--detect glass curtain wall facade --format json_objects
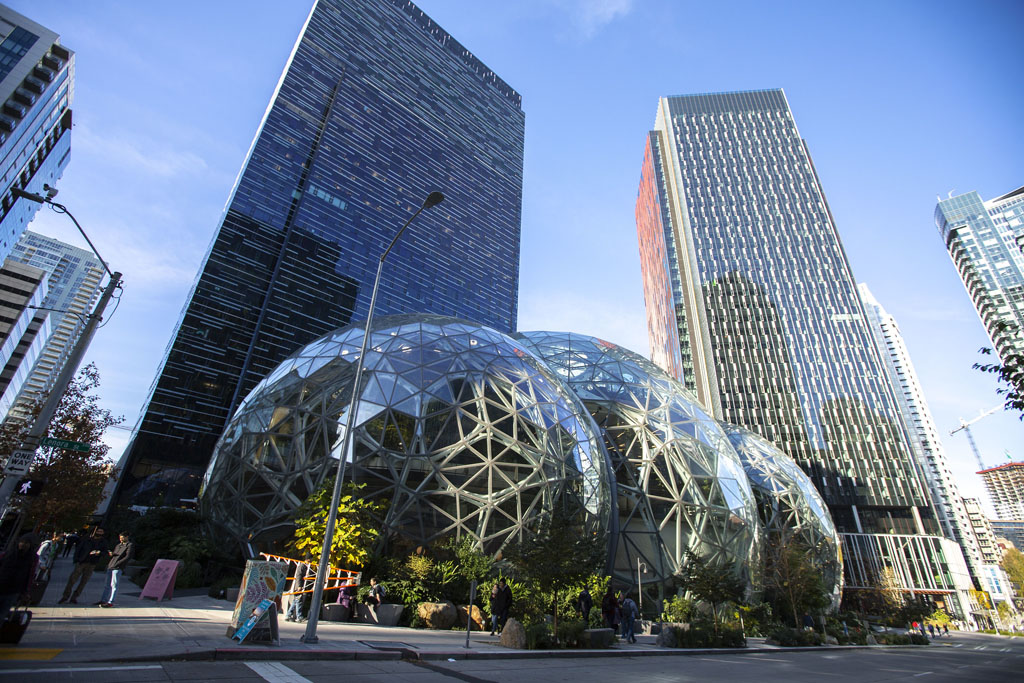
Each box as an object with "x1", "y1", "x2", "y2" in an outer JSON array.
[
  {"x1": 0, "y1": 5, "x2": 73, "y2": 261},
  {"x1": 113, "y1": 0, "x2": 524, "y2": 508},
  {"x1": 858, "y1": 283, "x2": 984, "y2": 579},
  {"x1": 635, "y1": 89, "x2": 964, "y2": 613},
  {"x1": 2, "y1": 230, "x2": 102, "y2": 422},
  {"x1": 935, "y1": 187, "x2": 1024, "y2": 380}
]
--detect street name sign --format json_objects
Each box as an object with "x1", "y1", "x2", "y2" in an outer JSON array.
[{"x1": 40, "y1": 437, "x2": 90, "y2": 452}]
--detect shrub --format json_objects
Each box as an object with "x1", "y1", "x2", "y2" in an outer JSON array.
[
  {"x1": 662, "y1": 624, "x2": 745, "y2": 648},
  {"x1": 769, "y1": 627, "x2": 824, "y2": 646},
  {"x1": 661, "y1": 594, "x2": 697, "y2": 623},
  {"x1": 556, "y1": 618, "x2": 587, "y2": 648},
  {"x1": 525, "y1": 622, "x2": 555, "y2": 649}
]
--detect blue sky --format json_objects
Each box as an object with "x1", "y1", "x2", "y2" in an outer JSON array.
[{"x1": 9, "y1": 0, "x2": 1023, "y2": 512}]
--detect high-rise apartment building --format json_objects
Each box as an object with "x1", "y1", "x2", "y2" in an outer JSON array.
[
  {"x1": 963, "y1": 496, "x2": 1016, "y2": 613},
  {"x1": 0, "y1": 5, "x2": 73, "y2": 261},
  {"x1": 858, "y1": 283, "x2": 986, "y2": 582},
  {"x1": 978, "y1": 461, "x2": 1024, "y2": 521},
  {"x1": 635, "y1": 89, "x2": 971, "y2": 616},
  {"x1": 113, "y1": 0, "x2": 525, "y2": 508},
  {"x1": 1, "y1": 230, "x2": 102, "y2": 422},
  {"x1": 935, "y1": 186, "x2": 1024, "y2": 379}
]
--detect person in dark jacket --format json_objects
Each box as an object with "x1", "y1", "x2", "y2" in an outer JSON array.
[
  {"x1": 577, "y1": 587, "x2": 593, "y2": 623},
  {"x1": 99, "y1": 533, "x2": 135, "y2": 607},
  {"x1": 58, "y1": 528, "x2": 108, "y2": 604},
  {"x1": 601, "y1": 587, "x2": 618, "y2": 630},
  {"x1": 0, "y1": 535, "x2": 37, "y2": 621},
  {"x1": 489, "y1": 578, "x2": 512, "y2": 635}
]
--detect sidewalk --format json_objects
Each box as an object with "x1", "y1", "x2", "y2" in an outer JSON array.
[{"x1": 0, "y1": 555, "x2": 893, "y2": 665}]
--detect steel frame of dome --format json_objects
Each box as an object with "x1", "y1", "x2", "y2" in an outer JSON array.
[
  {"x1": 515, "y1": 331, "x2": 763, "y2": 599},
  {"x1": 725, "y1": 424, "x2": 843, "y2": 611},
  {"x1": 200, "y1": 315, "x2": 612, "y2": 557}
]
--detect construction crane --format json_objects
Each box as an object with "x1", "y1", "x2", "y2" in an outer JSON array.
[{"x1": 950, "y1": 405, "x2": 1002, "y2": 470}]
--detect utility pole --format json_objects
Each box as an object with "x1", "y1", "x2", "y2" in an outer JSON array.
[{"x1": 0, "y1": 186, "x2": 122, "y2": 529}]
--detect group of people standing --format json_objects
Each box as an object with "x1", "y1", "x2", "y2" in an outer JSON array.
[
  {"x1": 56, "y1": 528, "x2": 135, "y2": 608},
  {"x1": 593, "y1": 587, "x2": 640, "y2": 643}
]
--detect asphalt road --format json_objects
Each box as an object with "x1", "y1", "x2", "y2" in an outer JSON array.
[{"x1": 0, "y1": 631, "x2": 1020, "y2": 682}]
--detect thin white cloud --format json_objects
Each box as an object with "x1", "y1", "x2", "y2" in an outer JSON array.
[
  {"x1": 561, "y1": 0, "x2": 634, "y2": 38},
  {"x1": 518, "y1": 289, "x2": 650, "y2": 357},
  {"x1": 74, "y1": 124, "x2": 209, "y2": 178}
]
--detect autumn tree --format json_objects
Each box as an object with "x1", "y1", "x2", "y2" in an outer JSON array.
[
  {"x1": 11, "y1": 363, "x2": 122, "y2": 532},
  {"x1": 288, "y1": 478, "x2": 385, "y2": 569},
  {"x1": 1002, "y1": 547, "x2": 1024, "y2": 599}
]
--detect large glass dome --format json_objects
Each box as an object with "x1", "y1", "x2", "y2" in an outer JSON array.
[
  {"x1": 724, "y1": 424, "x2": 843, "y2": 611},
  {"x1": 200, "y1": 315, "x2": 612, "y2": 555},
  {"x1": 515, "y1": 331, "x2": 763, "y2": 598}
]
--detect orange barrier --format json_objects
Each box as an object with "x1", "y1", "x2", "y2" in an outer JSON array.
[{"x1": 260, "y1": 552, "x2": 361, "y2": 596}]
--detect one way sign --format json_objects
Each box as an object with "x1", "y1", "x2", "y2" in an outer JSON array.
[{"x1": 2, "y1": 449, "x2": 35, "y2": 476}]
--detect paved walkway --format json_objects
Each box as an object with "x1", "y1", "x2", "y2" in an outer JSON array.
[{"x1": 1, "y1": 555, "x2": 956, "y2": 666}]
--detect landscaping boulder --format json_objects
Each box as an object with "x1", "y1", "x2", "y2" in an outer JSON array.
[
  {"x1": 581, "y1": 628, "x2": 615, "y2": 649},
  {"x1": 866, "y1": 634, "x2": 878, "y2": 645},
  {"x1": 825, "y1": 635, "x2": 839, "y2": 645},
  {"x1": 417, "y1": 601, "x2": 457, "y2": 630},
  {"x1": 656, "y1": 622, "x2": 689, "y2": 648},
  {"x1": 500, "y1": 617, "x2": 527, "y2": 649},
  {"x1": 456, "y1": 604, "x2": 487, "y2": 631},
  {"x1": 355, "y1": 603, "x2": 404, "y2": 626}
]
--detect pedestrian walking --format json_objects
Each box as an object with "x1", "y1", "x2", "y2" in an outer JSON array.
[
  {"x1": 489, "y1": 578, "x2": 512, "y2": 635},
  {"x1": 943, "y1": 624, "x2": 949, "y2": 636},
  {"x1": 35, "y1": 533, "x2": 59, "y2": 580},
  {"x1": 577, "y1": 586, "x2": 593, "y2": 624},
  {"x1": 61, "y1": 532, "x2": 79, "y2": 558},
  {"x1": 621, "y1": 593, "x2": 639, "y2": 643},
  {"x1": 601, "y1": 587, "x2": 618, "y2": 630},
  {"x1": 285, "y1": 561, "x2": 309, "y2": 622},
  {"x1": 57, "y1": 528, "x2": 108, "y2": 604},
  {"x1": 99, "y1": 532, "x2": 135, "y2": 607},
  {"x1": 0, "y1": 535, "x2": 37, "y2": 622}
]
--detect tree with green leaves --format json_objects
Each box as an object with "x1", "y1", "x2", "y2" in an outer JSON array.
[
  {"x1": 1001, "y1": 547, "x2": 1024, "y2": 598},
  {"x1": 674, "y1": 549, "x2": 746, "y2": 634},
  {"x1": 288, "y1": 479, "x2": 385, "y2": 569},
  {"x1": 973, "y1": 321, "x2": 1024, "y2": 418},
  {"x1": 503, "y1": 511, "x2": 605, "y2": 639},
  {"x1": 763, "y1": 534, "x2": 830, "y2": 628},
  {"x1": 7, "y1": 364, "x2": 122, "y2": 533}
]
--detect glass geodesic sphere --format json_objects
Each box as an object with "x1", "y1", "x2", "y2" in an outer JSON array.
[
  {"x1": 724, "y1": 424, "x2": 843, "y2": 611},
  {"x1": 515, "y1": 331, "x2": 762, "y2": 595},
  {"x1": 199, "y1": 315, "x2": 611, "y2": 556}
]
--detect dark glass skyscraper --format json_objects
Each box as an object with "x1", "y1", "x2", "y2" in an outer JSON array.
[
  {"x1": 114, "y1": 0, "x2": 524, "y2": 507},
  {"x1": 636, "y1": 89, "x2": 975, "y2": 616}
]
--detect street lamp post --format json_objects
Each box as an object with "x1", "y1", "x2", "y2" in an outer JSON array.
[
  {"x1": 301, "y1": 191, "x2": 444, "y2": 643},
  {"x1": 636, "y1": 558, "x2": 647, "y2": 615},
  {"x1": 0, "y1": 187, "x2": 123, "y2": 524}
]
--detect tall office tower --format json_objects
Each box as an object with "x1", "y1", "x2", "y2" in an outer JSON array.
[
  {"x1": 978, "y1": 461, "x2": 1024, "y2": 520},
  {"x1": 935, "y1": 186, "x2": 1024, "y2": 379},
  {"x1": 0, "y1": 5, "x2": 74, "y2": 261},
  {"x1": 113, "y1": 0, "x2": 525, "y2": 508},
  {"x1": 0, "y1": 230, "x2": 102, "y2": 422},
  {"x1": 636, "y1": 89, "x2": 972, "y2": 616},
  {"x1": 858, "y1": 283, "x2": 986, "y2": 581}
]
